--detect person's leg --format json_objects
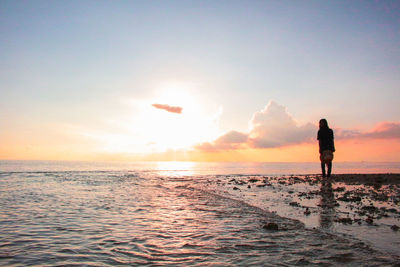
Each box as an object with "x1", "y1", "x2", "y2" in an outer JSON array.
[
  {"x1": 327, "y1": 162, "x2": 332, "y2": 177},
  {"x1": 321, "y1": 162, "x2": 326, "y2": 177}
]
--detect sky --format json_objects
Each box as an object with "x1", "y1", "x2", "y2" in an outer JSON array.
[{"x1": 1, "y1": 0, "x2": 399, "y2": 162}]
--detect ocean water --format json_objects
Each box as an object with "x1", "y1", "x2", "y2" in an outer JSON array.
[{"x1": 0, "y1": 161, "x2": 399, "y2": 266}]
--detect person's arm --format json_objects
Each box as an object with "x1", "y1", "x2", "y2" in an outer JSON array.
[
  {"x1": 331, "y1": 129, "x2": 335, "y2": 152},
  {"x1": 318, "y1": 131, "x2": 322, "y2": 153}
]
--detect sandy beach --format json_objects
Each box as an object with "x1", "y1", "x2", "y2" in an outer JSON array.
[{"x1": 201, "y1": 173, "x2": 400, "y2": 257}]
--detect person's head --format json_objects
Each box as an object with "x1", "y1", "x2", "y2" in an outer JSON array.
[{"x1": 319, "y1": 118, "x2": 328, "y2": 129}]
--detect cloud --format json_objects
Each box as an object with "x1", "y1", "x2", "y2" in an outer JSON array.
[
  {"x1": 336, "y1": 122, "x2": 400, "y2": 140},
  {"x1": 196, "y1": 100, "x2": 400, "y2": 152},
  {"x1": 196, "y1": 101, "x2": 316, "y2": 151},
  {"x1": 152, "y1": 103, "x2": 182, "y2": 114},
  {"x1": 196, "y1": 130, "x2": 248, "y2": 151},
  {"x1": 248, "y1": 101, "x2": 316, "y2": 148}
]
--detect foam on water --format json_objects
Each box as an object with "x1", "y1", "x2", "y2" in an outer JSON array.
[{"x1": 0, "y1": 167, "x2": 398, "y2": 266}]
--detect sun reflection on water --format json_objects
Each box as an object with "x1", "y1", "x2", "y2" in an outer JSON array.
[{"x1": 155, "y1": 161, "x2": 196, "y2": 177}]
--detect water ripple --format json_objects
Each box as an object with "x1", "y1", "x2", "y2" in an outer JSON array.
[{"x1": 0, "y1": 171, "x2": 398, "y2": 266}]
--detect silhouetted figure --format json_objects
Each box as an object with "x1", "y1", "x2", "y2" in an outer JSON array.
[{"x1": 318, "y1": 119, "x2": 335, "y2": 177}]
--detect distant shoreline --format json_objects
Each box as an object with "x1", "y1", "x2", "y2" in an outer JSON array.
[{"x1": 1, "y1": 160, "x2": 399, "y2": 175}]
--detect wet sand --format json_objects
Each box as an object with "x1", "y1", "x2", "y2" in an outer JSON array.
[{"x1": 202, "y1": 173, "x2": 400, "y2": 258}]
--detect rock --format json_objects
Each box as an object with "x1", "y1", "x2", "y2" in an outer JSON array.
[
  {"x1": 249, "y1": 178, "x2": 259, "y2": 183},
  {"x1": 362, "y1": 205, "x2": 379, "y2": 213},
  {"x1": 373, "y1": 183, "x2": 382, "y2": 190},
  {"x1": 304, "y1": 207, "x2": 311, "y2": 216},
  {"x1": 366, "y1": 217, "x2": 374, "y2": 224},
  {"x1": 391, "y1": 225, "x2": 399, "y2": 231},
  {"x1": 338, "y1": 195, "x2": 361, "y2": 202},
  {"x1": 289, "y1": 201, "x2": 300, "y2": 207},
  {"x1": 263, "y1": 222, "x2": 279, "y2": 230},
  {"x1": 247, "y1": 185, "x2": 251, "y2": 188},
  {"x1": 335, "y1": 217, "x2": 353, "y2": 224},
  {"x1": 371, "y1": 192, "x2": 388, "y2": 201},
  {"x1": 334, "y1": 187, "x2": 346, "y2": 192},
  {"x1": 233, "y1": 187, "x2": 240, "y2": 191}
]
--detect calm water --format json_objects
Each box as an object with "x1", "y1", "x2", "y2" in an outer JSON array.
[
  {"x1": 1, "y1": 160, "x2": 400, "y2": 174},
  {"x1": 0, "y1": 161, "x2": 399, "y2": 266}
]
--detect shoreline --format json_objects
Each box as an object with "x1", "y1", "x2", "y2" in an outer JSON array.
[{"x1": 202, "y1": 173, "x2": 400, "y2": 258}]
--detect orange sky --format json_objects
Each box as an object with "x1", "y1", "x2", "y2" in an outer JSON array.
[
  {"x1": 140, "y1": 139, "x2": 400, "y2": 162},
  {"x1": 3, "y1": 138, "x2": 398, "y2": 162},
  {"x1": 1, "y1": 1, "x2": 400, "y2": 163},
  {"x1": 1, "y1": 100, "x2": 399, "y2": 162}
]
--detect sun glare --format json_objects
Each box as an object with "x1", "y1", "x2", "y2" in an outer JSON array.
[
  {"x1": 156, "y1": 161, "x2": 196, "y2": 176},
  {"x1": 143, "y1": 82, "x2": 220, "y2": 152},
  {"x1": 92, "y1": 81, "x2": 221, "y2": 155}
]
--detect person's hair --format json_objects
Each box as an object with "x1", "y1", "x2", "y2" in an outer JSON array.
[{"x1": 319, "y1": 118, "x2": 329, "y2": 129}]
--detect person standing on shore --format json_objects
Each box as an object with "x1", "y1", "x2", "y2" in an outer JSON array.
[{"x1": 318, "y1": 119, "x2": 335, "y2": 177}]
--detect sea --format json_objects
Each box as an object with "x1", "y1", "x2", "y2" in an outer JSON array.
[{"x1": 1, "y1": 160, "x2": 399, "y2": 266}]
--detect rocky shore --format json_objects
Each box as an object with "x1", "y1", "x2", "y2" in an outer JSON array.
[{"x1": 202, "y1": 173, "x2": 400, "y2": 257}]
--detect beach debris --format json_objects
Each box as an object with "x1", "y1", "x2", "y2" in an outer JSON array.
[
  {"x1": 390, "y1": 225, "x2": 399, "y2": 231},
  {"x1": 263, "y1": 222, "x2": 279, "y2": 231}
]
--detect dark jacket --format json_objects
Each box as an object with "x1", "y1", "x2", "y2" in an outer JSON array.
[{"x1": 318, "y1": 127, "x2": 335, "y2": 153}]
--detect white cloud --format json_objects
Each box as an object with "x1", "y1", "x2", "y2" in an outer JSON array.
[
  {"x1": 196, "y1": 101, "x2": 317, "y2": 151},
  {"x1": 248, "y1": 101, "x2": 316, "y2": 148}
]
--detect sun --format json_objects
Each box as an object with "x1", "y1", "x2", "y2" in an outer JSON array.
[
  {"x1": 142, "y1": 82, "x2": 219, "y2": 152},
  {"x1": 84, "y1": 81, "x2": 222, "y2": 155}
]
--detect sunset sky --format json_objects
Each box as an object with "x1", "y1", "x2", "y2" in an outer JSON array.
[{"x1": 1, "y1": 1, "x2": 399, "y2": 162}]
